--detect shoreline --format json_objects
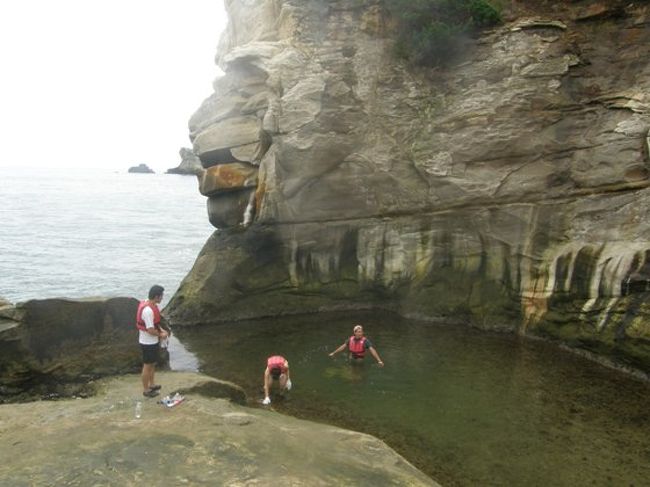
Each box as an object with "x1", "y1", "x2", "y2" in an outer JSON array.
[
  {"x1": 3, "y1": 297, "x2": 648, "y2": 485},
  {"x1": 3, "y1": 298, "x2": 647, "y2": 406},
  {"x1": 0, "y1": 371, "x2": 438, "y2": 486}
]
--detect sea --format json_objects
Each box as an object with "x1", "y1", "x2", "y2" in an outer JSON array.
[{"x1": 0, "y1": 166, "x2": 212, "y2": 304}]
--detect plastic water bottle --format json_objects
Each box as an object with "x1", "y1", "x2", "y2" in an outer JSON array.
[{"x1": 135, "y1": 400, "x2": 142, "y2": 419}]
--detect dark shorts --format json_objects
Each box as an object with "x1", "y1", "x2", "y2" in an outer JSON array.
[{"x1": 141, "y1": 343, "x2": 159, "y2": 364}]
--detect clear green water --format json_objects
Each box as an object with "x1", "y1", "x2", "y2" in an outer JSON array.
[{"x1": 175, "y1": 312, "x2": 650, "y2": 486}]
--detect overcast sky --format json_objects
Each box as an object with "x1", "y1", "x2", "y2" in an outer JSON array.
[{"x1": 0, "y1": 1, "x2": 227, "y2": 173}]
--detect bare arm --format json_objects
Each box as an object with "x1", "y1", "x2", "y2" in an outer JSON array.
[
  {"x1": 368, "y1": 346, "x2": 384, "y2": 367},
  {"x1": 329, "y1": 342, "x2": 347, "y2": 357},
  {"x1": 145, "y1": 327, "x2": 168, "y2": 338},
  {"x1": 159, "y1": 316, "x2": 172, "y2": 335},
  {"x1": 146, "y1": 328, "x2": 168, "y2": 338},
  {"x1": 143, "y1": 307, "x2": 168, "y2": 338},
  {"x1": 263, "y1": 367, "x2": 271, "y2": 398}
]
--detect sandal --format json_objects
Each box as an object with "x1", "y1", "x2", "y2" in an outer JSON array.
[
  {"x1": 143, "y1": 389, "x2": 160, "y2": 398},
  {"x1": 149, "y1": 384, "x2": 162, "y2": 391}
]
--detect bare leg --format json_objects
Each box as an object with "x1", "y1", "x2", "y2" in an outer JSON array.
[
  {"x1": 142, "y1": 363, "x2": 154, "y2": 392},
  {"x1": 264, "y1": 373, "x2": 273, "y2": 398}
]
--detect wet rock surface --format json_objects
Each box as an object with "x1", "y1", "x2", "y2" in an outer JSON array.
[{"x1": 0, "y1": 372, "x2": 437, "y2": 486}]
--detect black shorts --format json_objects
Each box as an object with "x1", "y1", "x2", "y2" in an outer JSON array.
[{"x1": 141, "y1": 343, "x2": 159, "y2": 364}]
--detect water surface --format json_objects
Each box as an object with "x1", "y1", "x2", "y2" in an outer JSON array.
[
  {"x1": 0, "y1": 167, "x2": 212, "y2": 302},
  {"x1": 175, "y1": 311, "x2": 650, "y2": 486}
]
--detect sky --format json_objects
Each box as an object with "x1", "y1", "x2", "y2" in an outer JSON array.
[{"x1": 0, "y1": 1, "x2": 227, "y2": 173}]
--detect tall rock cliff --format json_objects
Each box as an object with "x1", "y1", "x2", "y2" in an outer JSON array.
[{"x1": 167, "y1": 0, "x2": 650, "y2": 375}]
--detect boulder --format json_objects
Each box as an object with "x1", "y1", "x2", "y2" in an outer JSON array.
[
  {"x1": 0, "y1": 297, "x2": 146, "y2": 402},
  {"x1": 207, "y1": 189, "x2": 256, "y2": 228},
  {"x1": 193, "y1": 116, "x2": 261, "y2": 164},
  {"x1": 199, "y1": 163, "x2": 258, "y2": 197}
]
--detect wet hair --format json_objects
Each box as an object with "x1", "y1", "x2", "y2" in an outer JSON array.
[
  {"x1": 270, "y1": 368, "x2": 281, "y2": 379},
  {"x1": 148, "y1": 285, "x2": 165, "y2": 300},
  {"x1": 353, "y1": 324, "x2": 363, "y2": 333}
]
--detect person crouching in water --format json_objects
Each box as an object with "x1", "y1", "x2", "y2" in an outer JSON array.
[
  {"x1": 263, "y1": 355, "x2": 291, "y2": 405},
  {"x1": 329, "y1": 324, "x2": 384, "y2": 366}
]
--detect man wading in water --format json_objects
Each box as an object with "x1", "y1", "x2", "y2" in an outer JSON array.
[
  {"x1": 136, "y1": 285, "x2": 169, "y2": 397},
  {"x1": 329, "y1": 324, "x2": 384, "y2": 366}
]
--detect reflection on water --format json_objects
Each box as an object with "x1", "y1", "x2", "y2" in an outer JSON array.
[
  {"x1": 167, "y1": 336, "x2": 199, "y2": 372},
  {"x1": 173, "y1": 311, "x2": 650, "y2": 486}
]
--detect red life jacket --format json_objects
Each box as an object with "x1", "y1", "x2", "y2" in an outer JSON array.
[
  {"x1": 267, "y1": 355, "x2": 287, "y2": 374},
  {"x1": 348, "y1": 336, "x2": 367, "y2": 358},
  {"x1": 136, "y1": 300, "x2": 162, "y2": 332}
]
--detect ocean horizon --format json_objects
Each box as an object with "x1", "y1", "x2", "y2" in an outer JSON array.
[{"x1": 0, "y1": 166, "x2": 213, "y2": 306}]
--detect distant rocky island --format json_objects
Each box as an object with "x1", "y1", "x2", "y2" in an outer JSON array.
[
  {"x1": 127, "y1": 163, "x2": 154, "y2": 174},
  {"x1": 126, "y1": 149, "x2": 203, "y2": 176},
  {"x1": 166, "y1": 148, "x2": 203, "y2": 176}
]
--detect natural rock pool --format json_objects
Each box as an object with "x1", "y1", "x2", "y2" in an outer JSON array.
[{"x1": 173, "y1": 312, "x2": 650, "y2": 486}]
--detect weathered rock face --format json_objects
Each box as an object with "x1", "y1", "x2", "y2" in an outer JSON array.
[
  {"x1": 166, "y1": 147, "x2": 204, "y2": 175},
  {"x1": 0, "y1": 372, "x2": 437, "y2": 486},
  {"x1": 169, "y1": 1, "x2": 650, "y2": 374},
  {"x1": 0, "y1": 298, "x2": 144, "y2": 402}
]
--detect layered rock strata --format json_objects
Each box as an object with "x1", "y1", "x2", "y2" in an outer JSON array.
[{"x1": 169, "y1": 1, "x2": 650, "y2": 374}]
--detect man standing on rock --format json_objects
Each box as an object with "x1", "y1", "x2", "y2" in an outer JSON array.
[
  {"x1": 329, "y1": 324, "x2": 384, "y2": 366},
  {"x1": 136, "y1": 285, "x2": 168, "y2": 398}
]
